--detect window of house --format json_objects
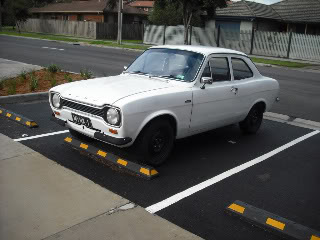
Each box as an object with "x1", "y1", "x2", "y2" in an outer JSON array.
[
  {"x1": 77, "y1": 14, "x2": 84, "y2": 21},
  {"x1": 209, "y1": 57, "x2": 230, "y2": 81},
  {"x1": 231, "y1": 58, "x2": 253, "y2": 80}
]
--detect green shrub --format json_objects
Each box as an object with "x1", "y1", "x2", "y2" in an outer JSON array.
[
  {"x1": 47, "y1": 64, "x2": 61, "y2": 73},
  {"x1": 19, "y1": 70, "x2": 27, "y2": 82},
  {"x1": 50, "y1": 74, "x2": 57, "y2": 87},
  {"x1": 64, "y1": 73, "x2": 73, "y2": 82},
  {"x1": 0, "y1": 81, "x2": 4, "y2": 90},
  {"x1": 29, "y1": 73, "x2": 38, "y2": 91},
  {"x1": 80, "y1": 69, "x2": 93, "y2": 80},
  {"x1": 8, "y1": 80, "x2": 17, "y2": 95}
]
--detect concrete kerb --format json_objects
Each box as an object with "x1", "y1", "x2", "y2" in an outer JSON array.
[
  {"x1": 264, "y1": 112, "x2": 320, "y2": 131},
  {"x1": 226, "y1": 200, "x2": 320, "y2": 240},
  {"x1": 64, "y1": 136, "x2": 159, "y2": 180}
]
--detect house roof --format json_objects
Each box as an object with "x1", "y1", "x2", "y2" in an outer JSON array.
[
  {"x1": 271, "y1": 0, "x2": 320, "y2": 24},
  {"x1": 30, "y1": 0, "x2": 148, "y2": 15},
  {"x1": 216, "y1": 1, "x2": 281, "y2": 20},
  {"x1": 128, "y1": 1, "x2": 154, "y2": 8},
  {"x1": 216, "y1": 0, "x2": 320, "y2": 24}
]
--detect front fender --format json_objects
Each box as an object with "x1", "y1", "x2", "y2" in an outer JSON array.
[{"x1": 134, "y1": 110, "x2": 179, "y2": 141}]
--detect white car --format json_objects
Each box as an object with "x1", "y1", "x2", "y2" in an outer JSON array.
[{"x1": 50, "y1": 45, "x2": 279, "y2": 166}]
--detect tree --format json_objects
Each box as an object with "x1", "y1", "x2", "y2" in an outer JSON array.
[
  {"x1": 149, "y1": 1, "x2": 182, "y2": 26},
  {"x1": 155, "y1": 0, "x2": 227, "y2": 44},
  {"x1": 3, "y1": 0, "x2": 31, "y2": 33}
]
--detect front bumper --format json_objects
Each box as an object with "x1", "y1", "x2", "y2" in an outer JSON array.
[{"x1": 50, "y1": 114, "x2": 132, "y2": 146}]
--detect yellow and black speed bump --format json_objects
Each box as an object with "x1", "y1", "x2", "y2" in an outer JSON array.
[
  {"x1": 64, "y1": 136, "x2": 159, "y2": 180},
  {"x1": 226, "y1": 200, "x2": 320, "y2": 240},
  {"x1": 0, "y1": 106, "x2": 38, "y2": 128}
]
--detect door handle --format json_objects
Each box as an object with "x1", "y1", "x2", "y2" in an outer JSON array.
[{"x1": 231, "y1": 87, "x2": 238, "y2": 94}]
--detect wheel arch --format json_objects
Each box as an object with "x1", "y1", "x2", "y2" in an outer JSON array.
[
  {"x1": 134, "y1": 111, "x2": 178, "y2": 142},
  {"x1": 249, "y1": 99, "x2": 267, "y2": 113}
]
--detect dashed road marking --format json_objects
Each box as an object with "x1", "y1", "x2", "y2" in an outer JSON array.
[
  {"x1": 146, "y1": 130, "x2": 319, "y2": 214},
  {"x1": 42, "y1": 46, "x2": 65, "y2": 51}
]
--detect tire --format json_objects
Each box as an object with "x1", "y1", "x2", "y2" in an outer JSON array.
[
  {"x1": 69, "y1": 128, "x2": 93, "y2": 142},
  {"x1": 136, "y1": 119, "x2": 175, "y2": 166},
  {"x1": 239, "y1": 104, "x2": 264, "y2": 134}
]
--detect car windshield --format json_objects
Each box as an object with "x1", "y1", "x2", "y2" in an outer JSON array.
[{"x1": 126, "y1": 48, "x2": 204, "y2": 82}]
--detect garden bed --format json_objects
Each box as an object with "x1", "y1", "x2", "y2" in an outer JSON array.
[{"x1": 0, "y1": 66, "x2": 92, "y2": 96}]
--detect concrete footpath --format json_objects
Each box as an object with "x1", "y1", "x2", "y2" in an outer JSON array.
[
  {"x1": 0, "y1": 58, "x2": 42, "y2": 81},
  {"x1": 0, "y1": 133, "x2": 202, "y2": 240}
]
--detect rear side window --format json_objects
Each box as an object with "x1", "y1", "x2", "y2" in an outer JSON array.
[
  {"x1": 209, "y1": 57, "x2": 230, "y2": 81},
  {"x1": 231, "y1": 58, "x2": 253, "y2": 80}
]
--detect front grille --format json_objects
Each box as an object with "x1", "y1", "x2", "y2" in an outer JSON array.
[{"x1": 61, "y1": 98, "x2": 104, "y2": 118}]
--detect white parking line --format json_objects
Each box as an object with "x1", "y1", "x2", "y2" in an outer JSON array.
[
  {"x1": 146, "y1": 130, "x2": 319, "y2": 214},
  {"x1": 14, "y1": 130, "x2": 69, "y2": 142}
]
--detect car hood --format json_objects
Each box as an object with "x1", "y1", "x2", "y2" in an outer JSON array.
[{"x1": 51, "y1": 74, "x2": 176, "y2": 106}]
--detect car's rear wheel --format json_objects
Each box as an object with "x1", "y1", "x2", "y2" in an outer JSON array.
[
  {"x1": 69, "y1": 128, "x2": 93, "y2": 142},
  {"x1": 137, "y1": 119, "x2": 175, "y2": 166},
  {"x1": 239, "y1": 104, "x2": 264, "y2": 134}
]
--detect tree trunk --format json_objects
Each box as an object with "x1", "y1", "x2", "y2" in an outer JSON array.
[
  {"x1": 183, "y1": 10, "x2": 193, "y2": 45},
  {"x1": 0, "y1": 0, "x2": 2, "y2": 32}
]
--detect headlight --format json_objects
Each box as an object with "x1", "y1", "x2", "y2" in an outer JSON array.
[
  {"x1": 52, "y1": 93, "x2": 61, "y2": 108},
  {"x1": 106, "y1": 108, "x2": 120, "y2": 125}
]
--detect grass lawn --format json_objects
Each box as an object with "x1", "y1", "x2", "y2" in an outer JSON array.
[{"x1": 251, "y1": 57, "x2": 312, "y2": 68}]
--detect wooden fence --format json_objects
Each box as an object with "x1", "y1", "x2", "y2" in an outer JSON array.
[
  {"x1": 20, "y1": 19, "x2": 144, "y2": 40},
  {"x1": 20, "y1": 19, "x2": 96, "y2": 39},
  {"x1": 144, "y1": 24, "x2": 320, "y2": 62},
  {"x1": 96, "y1": 23, "x2": 143, "y2": 40}
]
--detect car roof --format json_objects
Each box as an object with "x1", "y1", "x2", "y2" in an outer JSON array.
[{"x1": 150, "y1": 45, "x2": 248, "y2": 57}]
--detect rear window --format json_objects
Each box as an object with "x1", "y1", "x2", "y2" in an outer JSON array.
[{"x1": 231, "y1": 58, "x2": 253, "y2": 80}]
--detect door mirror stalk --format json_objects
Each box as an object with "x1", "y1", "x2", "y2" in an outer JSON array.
[{"x1": 201, "y1": 77, "x2": 213, "y2": 89}]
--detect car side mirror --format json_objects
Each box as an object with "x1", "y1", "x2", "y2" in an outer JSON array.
[
  {"x1": 200, "y1": 77, "x2": 213, "y2": 89},
  {"x1": 124, "y1": 66, "x2": 127, "y2": 70}
]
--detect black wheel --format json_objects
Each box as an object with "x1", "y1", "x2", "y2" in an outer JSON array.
[
  {"x1": 69, "y1": 128, "x2": 93, "y2": 142},
  {"x1": 239, "y1": 105, "x2": 264, "y2": 134},
  {"x1": 136, "y1": 119, "x2": 175, "y2": 166}
]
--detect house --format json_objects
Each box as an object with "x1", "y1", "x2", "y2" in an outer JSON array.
[
  {"x1": 127, "y1": 1, "x2": 154, "y2": 12},
  {"x1": 210, "y1": 0, "x2": 320, "y2": 35},
  {"x1": 30, "y1": 0, "x2": 148, "y2": 24}
]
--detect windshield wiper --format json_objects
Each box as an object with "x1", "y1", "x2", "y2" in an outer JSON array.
[
  {"x1": 125, "y1": 70, "x2": 147, "y2": 75},
  {"x1": 157, "y1": 75, "x2": 179, "y2": 80}
]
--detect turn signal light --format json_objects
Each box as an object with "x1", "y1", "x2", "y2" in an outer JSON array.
[
  {"x1": 54, "y1": 111, "x2": 60, "y2": 116},
  {"x1": 109, "y1": 128, "x2": 118, "y2": 134}
]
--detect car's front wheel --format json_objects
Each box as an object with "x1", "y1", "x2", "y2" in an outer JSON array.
[
  {"x1": 137, "y1": 119, "x2": 175, "y2": 166},
  {"x1": 239, "y1": 104, "x2": 264, "y2": 134}
]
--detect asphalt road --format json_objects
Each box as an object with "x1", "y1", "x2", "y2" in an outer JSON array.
[
  {"x1": 0, "y1": 34, "x2": 320, "y2": 122},
  {"x1": 0, "y1": 100, "x2": 319, "y2": 240}
]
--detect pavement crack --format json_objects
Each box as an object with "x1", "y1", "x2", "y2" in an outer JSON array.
[{"x1": 106, "y1": 202, "x2": 137, "y2": 215}]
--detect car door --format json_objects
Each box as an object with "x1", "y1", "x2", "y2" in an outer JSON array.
[
  {"x1": 229, "y1": 56, "x2": 256, "y2": 121},
  {"x1": 190, "y1": 55, "x2": 240, "y2": 133}
]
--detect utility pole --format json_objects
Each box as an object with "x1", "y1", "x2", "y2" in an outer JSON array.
[
  {"x1": 0, "y1": 0, "x2": 2, "y2": 32},
  {"x1": 117, "y1": 0, "x2": 123, "y2": 45}
]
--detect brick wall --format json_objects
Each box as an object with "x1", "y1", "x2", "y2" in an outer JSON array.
[
  {"x1": 84, "y1": 15, "x2": 104, "y2": 22},
  {"x1": 69, "y1": 15, "x2": 77, "y2": 21}
]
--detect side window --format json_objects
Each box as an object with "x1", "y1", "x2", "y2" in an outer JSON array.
[
  {"x1": 201, "y1": 62, "x2": 211, "y2": 78},
  {"x1": 231, "y1": 58, "x2": 253, "y2": 80},
  {"x1": 209, "y1": 57, "x2": 230, "y2": 81}
]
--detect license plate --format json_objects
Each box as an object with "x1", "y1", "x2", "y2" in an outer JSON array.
[{"x1": 71, "y1": 113, "x2": 93, "y2": 128}]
